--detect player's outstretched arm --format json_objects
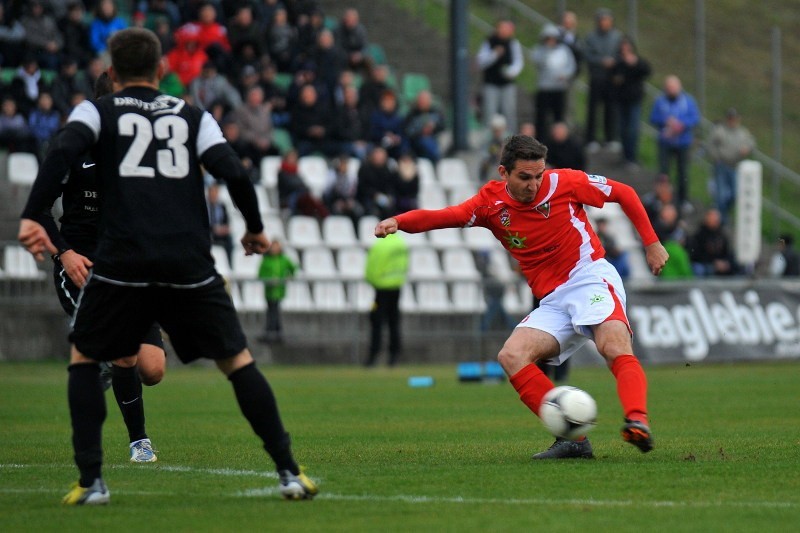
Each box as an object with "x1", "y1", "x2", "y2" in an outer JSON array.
[
  {"x1": 645, "y1": 241, "x2": 669, "y2": 276},
  {"x1": 241, "y1": 232, "x2": 270, "y2": 256},
  {"x1": 58, "y1": 249, "x2": 94, "y2": 288},
  {"x1": 374, "y1": 218, "x2": 398, "y2": 238},
  {"x1": 18, "y1": 219, "x2": 57, "y2": 261}
]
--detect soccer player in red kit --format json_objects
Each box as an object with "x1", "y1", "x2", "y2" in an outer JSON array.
[{"x1": 375, "y1": 135, "x2": 669, "y2": 458}]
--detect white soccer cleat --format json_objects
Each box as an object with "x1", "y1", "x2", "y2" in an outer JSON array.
[
  {"x1": 278, "y1": 469, "x2": 318, "y2": 500},
  {"x1": 62, "y1": 478, "x2": 110, "y2": 505},
  {"x1": 129, "y1": 438, "x2": 158, "y2": 463}
]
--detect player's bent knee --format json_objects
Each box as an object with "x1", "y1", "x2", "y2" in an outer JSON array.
[{"x1": 216, "y1": 349, "x2": 254, "y2": 376}]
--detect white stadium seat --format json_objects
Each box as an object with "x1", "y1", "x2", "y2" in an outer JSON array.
[
  {"x1": 7, "y1": 152, "x2": 38, "y2": 185},
  {"x1": 407, "y1": 248, "x2": 442, "y2": 280},
  {"x1": 503, "y1": 284, "x2": 526, "y2": 315},
  {"x1": 210, "y1": 245, "x2": 231, "y2": 277},
  {"x1": 2, "y1": 245, "x2": 45, "y2": 279},
  {"x1": 259, "y1": 155, "x2": 282, "y2": 189},
  {"x1": 282, "y1": 280, "x2": 314, "y2": 312},
  {"x1": 464, "y1": 226, "x2": 497, "y2": 251},
  {"x1": 232, "y1": 252, "x2": 262, "y2": 280},
  {"x1": 298, "y1": 155, "x2": 329, "y2": 198},
  {"x1": 263, "y1": 215, "x2": 286, "y2": 242},
  {"x1": 429, "y1": 227, "x2": 463, "y2": 249},
  {"x1": 322, "y1": 215, "x2": 358, "y2": 248},
  {"x1": 301, "y1": 248, "x2": 337, "y2": 280},
  {"x1": 312, "y1": 281, "x2": 348, "y2": 311},
  {"x1": 399, "y1": 230, "x2": 428, "y2": 249},
  {"x1": 419, "y1": 184, "x2": 448, "y2": 210},
  {"x1": 416, "y1": 157, "x2": 437, "y2": 186},
  {"x1": 436, "y1": 157, "x2": 471, "y2": 190},
  {"x1": 337, "y1": 247, "x2": 367, "y2": 280},
  {"x1": 442, "y1": 248, "x2": 480, "y2": 281},
  {"x1": 286, "y1": 215, "x2": 322, "y2": 249},
  {"x1": 348, "y1": 281, "x2": 374, "y2": 311},
  {"x1": 415, "y1": 281, "x2": 451, "y2": 312},
  {"x1": 239, "y1": 280, "x2": 267, "y2": 312},
  {"x1": 451, "y1": 281, "x2": 485, "y2": 312},
  {"x1": 449, "y1": 186, "x2": 475, "y2": 206},
  {"x1": 399, "y1": 285, "x2": 418, "y2": 312},
  {"x1": 358, "y1": 215, "x2": 380, "y2": 248}
]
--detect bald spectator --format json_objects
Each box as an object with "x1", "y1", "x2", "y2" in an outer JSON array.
[
  {"x1": 404, "y1": 90, "x2": 446, "y2": 163},
  {"x1": 336, "y1": 8, "x2": 369, "y2": 70}
]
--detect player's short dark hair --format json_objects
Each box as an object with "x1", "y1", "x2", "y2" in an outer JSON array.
[
  {"x1": 500, "y1": 134, "x2": 548, "y2": 171},
  {"x1": 94, "y1": 71, "x2": 114, "y2": 98},
  {"x1": 108, "y1": 28, "x2": 162, "y2": 84}
]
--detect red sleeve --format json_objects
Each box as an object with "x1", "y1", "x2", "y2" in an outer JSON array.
[
  {"x1": 394, "y1": 204, "x2": 474, "y2": 233},
  {"x1": 606, "y1": 180, "x2": 659, "y2": 246}
]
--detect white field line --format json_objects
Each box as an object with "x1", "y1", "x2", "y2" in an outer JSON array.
[{"x1": 2, "y1": 464, "x2": 797, "y2": 510}]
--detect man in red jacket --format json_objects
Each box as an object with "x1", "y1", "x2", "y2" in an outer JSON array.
[{"x1": 375, "y1": 135, "x2": 669, "y2": 459}]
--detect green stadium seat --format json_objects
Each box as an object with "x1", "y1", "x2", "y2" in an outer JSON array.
[
  {"x1": 271, "y1": 128, "x2": 293, "y2": 155},
  {"x1": 0, "y1": 68, "x2": 16, "y2": 85},
  {"x1": 365, "y1": 43, "x2": 387, "y2": 65},
  {"x1": 402, "y1": 72, "x2": 431, "y2": 104},
  {"x1": 273, "y1": 72, "x2": 293, "y2": 92}
]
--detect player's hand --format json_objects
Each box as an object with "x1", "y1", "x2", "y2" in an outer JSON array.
[
  {"x1": 645, "y1": 241, "x2": 670, "y2": 276},
  {"x1": 241, "y1": 232, "x2": 270, "y2": 255},
  {"x1": 18, "y1": 219, "x2": 57, "y2": 262},
  {"x1": 60, "y1": 249, "x2": 93, "y2": 288},
  {"x1": 374, "y1": 218, "x2": 399, "y2": 238}
]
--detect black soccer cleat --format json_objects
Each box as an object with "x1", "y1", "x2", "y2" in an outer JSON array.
[
  {"x1": 621, "y1": 418, "x2": 654, "y2": 453},
  {"x1": 532, "y1": 437, "x2": 594, "y2": 459}
]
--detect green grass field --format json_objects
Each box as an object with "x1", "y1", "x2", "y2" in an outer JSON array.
[{"x1": 2, "y1": 360, "x2": 798, "y2": 532}]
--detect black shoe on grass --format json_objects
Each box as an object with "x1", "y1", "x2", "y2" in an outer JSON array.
[
  {"x1": 621, "y1": 418, "x2": 654, "y2": 453},
  {"x1": 532, "y1": 437, "x2": 594, "y2": 459}
]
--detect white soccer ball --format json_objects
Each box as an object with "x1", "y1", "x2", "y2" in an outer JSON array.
[{"x1": 539, "y1": 386, "x2": 598, "y2": 440}]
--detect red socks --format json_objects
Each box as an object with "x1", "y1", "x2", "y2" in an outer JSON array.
[
  {"x1": 509, "y1": 364, "x2": 555, "y2": 416},
  {"x1": 610, "y1": 354, "x2": 648, "y2": 423}
]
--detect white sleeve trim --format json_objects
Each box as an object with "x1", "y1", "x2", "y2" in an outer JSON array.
[
  {"x1": 196, "y1": 111, "x2": 226, "y2": 157},
  {"x1": 67, "y1": 100, "x2": 101, "y2": 141}
]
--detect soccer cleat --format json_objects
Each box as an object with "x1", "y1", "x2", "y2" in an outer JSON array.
[
  {"x1": 129, "y1": 438, "x2": 158, "y2": 463},
  {"x1": 278, "y1": 469, "x2": 319, "y2": 500},
  {"x1": 99, "y1": 362, "x2": 113, "y2": 391},
  {"x1": 62, "y1": 478, "x2": 110, "y2": 505},
  {"x1": 621, "y1": 418, "x2": 654, "y2": 453},
  {"x1": 531, "y1": 437, "x2": 594, "y2": 459}
]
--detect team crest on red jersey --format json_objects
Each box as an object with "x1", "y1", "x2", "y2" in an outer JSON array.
[
  {"x1": 535, "y1": 201, "x2": 551, "y2": 218},
  {"x1": 499, "y1": 208, "x2": 511, "y2": 227}
]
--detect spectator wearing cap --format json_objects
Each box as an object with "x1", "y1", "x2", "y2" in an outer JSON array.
[
  {"x1": 20, "y1": 0, "x2": 63, "y2": 70},
  {"x1": 706, "y1": 107, "x2": 755, "y2": 222},
  {"x1": 336, "y1": 8, "x2": 369, "y2": 71},
  {"x1": 530, "y1": 23, "x2": 576, "y2": 143},
  {"x1": 89, "y1": 0, "x2": 127, "y2": 55},
  {"x1": 580, "y1": 8, "x2": 622, "y2": 150},
  {"x1": 189, "y1": 60, "x2": 242, "y2": 111},
  {"x1": 476, "y1": 19, "x2": 524, "y2": 133},
  {"x1": 650, "y1": 74, "x2": 700, "y2": 213},
  {"x1": 59, "y1": 2, "x2": 92, "y2": 68}
]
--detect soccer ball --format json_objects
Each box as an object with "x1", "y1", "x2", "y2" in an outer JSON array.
[{"x1": 539, "y1": 386, "x2": 598, "y2": 440}]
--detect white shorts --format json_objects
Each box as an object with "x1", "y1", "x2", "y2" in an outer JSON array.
[{"x1": 517, "y1": 259, "x2": 630, "y2": 366}]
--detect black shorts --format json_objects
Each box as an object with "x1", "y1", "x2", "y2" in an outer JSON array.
[
  {"x1": 54, "y1": 261, "x2": 164, "y2": 350},
  {"x1": 69, "y1": 274, "x2": 245, "y2": 363}
]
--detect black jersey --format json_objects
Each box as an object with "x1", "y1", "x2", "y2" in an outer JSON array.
[
  {"x1": 22, "y1": 85, "x2": 262, "y2": 286},
  {"x1": 58, "y1": 156, "x2": 100, "y2": 258}
]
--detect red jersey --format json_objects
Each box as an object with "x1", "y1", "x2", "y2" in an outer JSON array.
[{"x1": 395, "y1": 169, "x2": 658, "y2": 299}]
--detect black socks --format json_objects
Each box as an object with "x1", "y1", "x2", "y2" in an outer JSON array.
[
  {"x1": 111, "y1": 364, "x2": 147, "y2": 443},
  {"x1": 67, "y1": 363, "x2": 106, "y2": 486}
]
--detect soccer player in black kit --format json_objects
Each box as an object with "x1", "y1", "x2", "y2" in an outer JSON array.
[
  {"x1": 47, "y1": 72, "x2": 164, "y2": 464},
  {"x1": 19, "y1": 28, "x2": 317, "y2": 504}
]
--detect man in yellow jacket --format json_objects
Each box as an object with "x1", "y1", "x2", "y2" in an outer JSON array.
[{"x1": 364, "y1": 233, "x2": 409, "y2": 366}]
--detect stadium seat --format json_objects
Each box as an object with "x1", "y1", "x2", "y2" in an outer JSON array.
[
  {"x1": 240, "y1": 280, "x2": 267, "y2": 312},
  {"x1": 273, "y1": 72, "x2": 292, "y2": 91},
  {"x1": 210, "y1": 245, "x2": 231, "y2": 277},
  {"x1": 429, "y1": 227, "x2": 463, "y2": 249},
  {"x1": 348, "y1": 157, "x2": 361, "y2": 175},
  {"x1": 348, "y1": 281, "x2": 374, "y2": 311},
  {"x1": 312, "y1": 280, "x2": 348, "y2": 311},
  {"x1": 449, "y1": 187, "x2": 475, "y2": 206},
  {"x1": 271, "y1": 128, "x2": 293, "y2": 154},
  {"x1": 419, "y1": 184, "x2": 448, "y2": 210},
  {"x1": 416, "y1": 157, "x2": 437, "y2": 187},
  {"x1": 322, "y1": 215, "x2": 358, "y2": 248},
  {"x1": 228, "y1": 281, "x2": 243, "y2": 310},
  {"x1": 451, "y1": 281, "x2": 485, "y2": 312},
  {"x1": 488, "y1": 249, "x2": 517, "y2": 282},
  {"x1": 415, "y1": 281, "x2": 451, "y2": 312},
  {"x1": 518, "y1": 282, "x2": 534, "y2": 311},
  {"x1": 408, "y1": 248, "x2": 442, "y2": 280},
  {"x1": 399, "y1": 284, "x2": 417, "y2": 312},
  {"x1": 298, "y1": 155, "x2": 329, "y2": 198},
  {"x1": 464, "y1": 227, "x2": 497, "y2": 251},
  {"x1": 2, "y1": 245, "x2": 45, "y2": 279},
  {"x1": 254, "y1": 185, "x2": 276, "y2": 214},
  {"x1": 442, "y1": 248, "x2": 480, "y2": 281},
  {"x1": 286, "y1": 215, "x2": 322, "y2": 249},
  {"x1": 301, "y1": 248, "x2": 337, "y2": 280},
  {"x1": 436, "y1": 158, "x2": 471, "y2": 190},
  {"x1": 358, "y1": 215, "x2": 380, "y2": 247},
  {"x1": 259, "y1": 155, "x2": 282, "y2": 189},
  {"x1": 337, "y1": 247, "x2": 367, "y2": 280},
  {"x1": 7, "y1": 152, "x2": 38, "y2": 185},
  {"x1": 401, "y1": 72, "x2": 431, "y2": 103},
  {"x1": 282, "y1": 280, "x2": 314, "y2": 312},
  {"x1": 399, "y1": 230, "x2": 428, "y2": 249},
  {"x1": 366, "y1": 43, "x2": 388, "y2": 65},
  {"x1": 232, "y1": 252, "x2": 262, "y2": 280},
  {"x1": 263, "y1": 215, "x2": 286, "y2": 241},
  {"x1": 503, "y1": 284, "x2": 526, "y2": 315}
]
